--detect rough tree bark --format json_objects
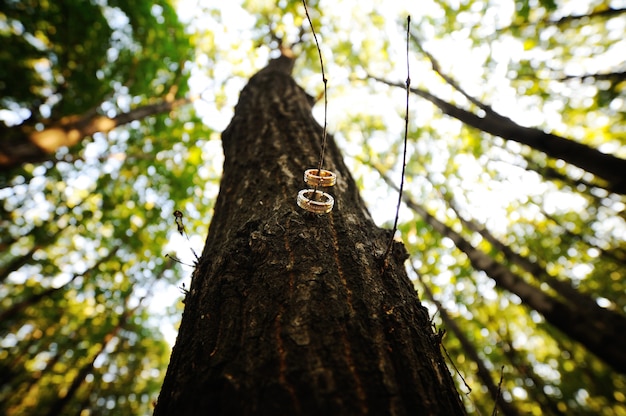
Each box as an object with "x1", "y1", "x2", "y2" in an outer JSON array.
[{"x1": 154, "y1": 55, "x2": 466, "y2": 415}]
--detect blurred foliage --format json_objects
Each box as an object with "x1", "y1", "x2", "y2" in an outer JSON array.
[
  {"x1": 2, "y1": 0, "x2": 626, "y2": 414},
  {"x1": 0, "y1": 0, "x2": 214, "y2": 414}
]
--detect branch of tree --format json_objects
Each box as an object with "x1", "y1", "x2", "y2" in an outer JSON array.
[
  {"x1": 408, "y1": 32, "x2": 495, "y2": 116},
  {"x1": 414, "y1": 267, "x2": 521, "y2": 416},
  {"x1": 368, "y1": 74, "x2": 626, "y2": 194},
  {"x1": 0, "y1": 97, "x2": 191, "y2": 171},
  {"x1": 496, "y1": 7, "x2": 626, "y2": 33},
  {"x1": 560, "y1": 70, "x2": 626, "y2": 82}
]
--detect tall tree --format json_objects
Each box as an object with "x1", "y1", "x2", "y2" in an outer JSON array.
[{"x1": 155, "y1": 54, "x2": 465, "y2": 414}]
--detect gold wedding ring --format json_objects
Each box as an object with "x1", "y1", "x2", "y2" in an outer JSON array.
[
  {"x1": 297, "y1": 189, "x2": 334, "y2": 214},
  {"x1": 304, "y1": 169, "x2": 337, "y2": 187}
]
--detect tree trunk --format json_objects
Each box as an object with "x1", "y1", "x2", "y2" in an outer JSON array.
[
  {"x1": 443, "y1": 193, "x2": 599, "y2": 310},
  {"x1": 155, "y1": 55, "x2": 466, "y2": 415},
  {"x1": 0, "y1": 223, "x2": 66, "y2": 284},
  {"x1": 499, "y1": 334, "x2": 566, "y2": 416},
  {"x1": 538, "y1": 207, "x2": 626, "y2": 266}
]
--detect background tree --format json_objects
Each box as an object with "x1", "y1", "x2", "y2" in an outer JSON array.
[{"x1": 2, "y1": 0, "x2": 625, "y2": 414}]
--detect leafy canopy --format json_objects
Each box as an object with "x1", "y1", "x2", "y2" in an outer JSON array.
[{"x1": 1, "y1": 0, "x2": 625, "y2": 414}]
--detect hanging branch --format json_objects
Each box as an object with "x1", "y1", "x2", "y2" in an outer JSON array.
[
  {"x1": 498, "y1": 326, "x2": 565, "y2": 415},
  {"x1": 302, "y1": 0, "x2": 329, "y2": 176},
  {"x1": 428, "y1": 179, "x2": 606, "y2": 311},
  {"x1": 43, "y1": 294, "x2": 146, "y2": 416},
  {"x1": 0, "y1": 245, "x2": 121, "y2": 322},
  {"x1": 1, "y1": 97, "x2": 192, "y2": 171},
  {"x1": 495, "y1": 6, "x2": 626, "y2": 33},
  {"x1": 383, "y1": 15, "x2": 411, "y2": 265},
  {"x1": 491, "y1": 366, "x2": 506, "y2": 416}
]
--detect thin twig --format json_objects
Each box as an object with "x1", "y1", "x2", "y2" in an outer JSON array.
[
  {"x1": 491, "y1": 366, "x2": 505, "y2": 416},
  {"x1": 302, "y1": 0, "x2": 328, "y2": 183},
  {"x1": 383, "y1": 15, "x2": 411, "y2": 264},
  {"x1": 173, "y1": 210, "x2": 199, "y2": 261},
  {"x1": 409, "y1": 31, "x2": 495, "y2": 115}
]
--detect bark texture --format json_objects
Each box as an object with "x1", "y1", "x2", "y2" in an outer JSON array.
[{"x1": 155, "y1": 56, "x2": 466, "y2": 415}]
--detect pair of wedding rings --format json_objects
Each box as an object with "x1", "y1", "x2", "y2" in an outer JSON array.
[{"x1": 297, "y1": 169, "x2": 337, "y2": 214}]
